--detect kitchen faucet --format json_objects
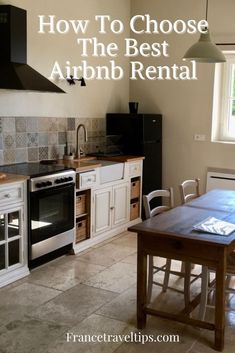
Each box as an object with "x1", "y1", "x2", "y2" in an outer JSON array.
[{"x1": 76, "y1": 124, "x2": 88, "y2": 159}]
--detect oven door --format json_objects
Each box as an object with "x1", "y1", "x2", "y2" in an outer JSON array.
[{"x1": 29, "y1": 183, "x2": 74, "y2": 245}]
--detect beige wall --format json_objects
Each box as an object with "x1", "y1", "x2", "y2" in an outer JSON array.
[
  {"x1": 130, "y1": 0, "x2": 235, "y2": 203},
  {"x1": 0, "y1": 0, "x2": 130, "y2": 117},
  {"x1": 1, "y1": 0, "x2": 235, "y2": 202}
]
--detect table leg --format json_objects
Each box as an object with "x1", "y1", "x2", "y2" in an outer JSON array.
[
  {"x1": 137, "y1": 234, "x2": 147, "y2": 329},
  {"x1": 214, "y1": 249, "x2": 226, "y2": 352}
]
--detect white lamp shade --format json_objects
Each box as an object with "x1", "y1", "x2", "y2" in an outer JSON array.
[{"x1": 183, "y1": 30, "x2": 226, "y2": 63}]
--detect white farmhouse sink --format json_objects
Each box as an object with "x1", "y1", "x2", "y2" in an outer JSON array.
[{"x1": 85, "y1": 160, "x2": 124, "y2": 184}]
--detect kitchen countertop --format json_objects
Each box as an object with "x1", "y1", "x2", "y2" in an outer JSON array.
[
  {"x1": 57, "y1": 159, "x2": 102, "y2": 172},
  {"x1": 0, "y1": 173, "x2": 29, "y2": 185},
  {"x1": 57, "y1": 155, "x2": 144, "y2": 172},
  {"x1": 96, "y1": 155, "x2": 145, "y2": 163}
]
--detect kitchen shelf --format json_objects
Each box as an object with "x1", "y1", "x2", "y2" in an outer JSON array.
[
  {"x1": 75, "y1": 189, "x2": 91, "y2": 243},
  {"x1": 130, "y1": 176, "x2": 141, "y2": 220}
]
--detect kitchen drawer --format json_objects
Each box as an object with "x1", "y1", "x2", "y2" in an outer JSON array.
[
  {"x1": 130, "y1": 202, "x2": 139, "y2": 220},
  {"x1": 78, "y1": 171, "x2": 97, "y2": 189},
  {"x1": 0, "y1": 184, "x2": 23, "y2": 206},
  {"x1": 129, "y1": 162, "x2": 141, "y2": 177},
  {"x1": 76, "y1": 194, "x2": 86, "y2": 216},
  {"x1": 76, "y1": 219, "x2": 88, "y2": 243},
  {"x1": 131, "y1": 179, "x2": 140, "y2": 199}
]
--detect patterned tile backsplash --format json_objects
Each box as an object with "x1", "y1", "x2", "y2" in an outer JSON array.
[{"x1": 0, "y1": 117, "x2": 106, "y2": 165}]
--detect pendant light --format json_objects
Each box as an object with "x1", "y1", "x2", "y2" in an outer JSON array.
[{"x1": 183, "y1": 0, "x2": 226, "y2": 63}]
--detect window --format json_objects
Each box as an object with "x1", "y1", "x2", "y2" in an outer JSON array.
[{"x1": 212, "y1": 52, "x2": 235, "y2": 142}]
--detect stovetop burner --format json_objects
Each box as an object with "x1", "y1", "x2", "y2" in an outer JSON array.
[{"x1": 0, "y1": 162, "x2": 69, "y2": 178}]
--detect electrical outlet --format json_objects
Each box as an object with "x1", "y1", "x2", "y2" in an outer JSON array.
[{"x1": 194, "y1": 134, "x2": 206, "y2": 141}]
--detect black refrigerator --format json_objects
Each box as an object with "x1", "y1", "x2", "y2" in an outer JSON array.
[{"x1": 106, "y1": 114, "x2": 162, "y2": 196}]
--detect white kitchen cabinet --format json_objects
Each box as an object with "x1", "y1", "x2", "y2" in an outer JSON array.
[
  {"x1": 0, "y1": 181, "x2": 29, "y2": 288},
  {"x1": 93, "y1": 182, "x2": 129, "y2": 236}
]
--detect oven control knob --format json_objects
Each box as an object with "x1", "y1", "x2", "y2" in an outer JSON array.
[
  {"x1": 36, "y1": 183, "x2": 43, "y2": 188},
  {"x1": 41, "y1": 182, "x2": 47, "y2": 187},
  {"x1": 46, "y1": 181, "x2": 52, "y2": 186},
  {"x1": 54, "y1": 179, "x2": 60, "y2": 184},
  {"x1": 68, "y1": 176, "x2": 73, "y2": 181}
]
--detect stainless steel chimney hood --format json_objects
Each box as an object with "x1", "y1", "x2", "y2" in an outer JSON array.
[{"x1": 0, "y1": 5, "x2": 65, "y2": 93}]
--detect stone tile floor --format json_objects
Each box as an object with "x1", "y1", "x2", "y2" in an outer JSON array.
[{"x1": 0, "y1": 231, "x2": 235, "y2": 353}]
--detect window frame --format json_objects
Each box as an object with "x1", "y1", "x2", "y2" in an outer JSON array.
[{"x1": 212, "y1": 51, "x2": 235, "y2": 143}]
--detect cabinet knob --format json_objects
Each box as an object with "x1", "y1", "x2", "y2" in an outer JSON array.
[
  {"x1": 4, "y1": 194, "x2": 11, "y2": 198},
  {"x1": 110, "y1": 206, "x2": 115, "y2": 210}
]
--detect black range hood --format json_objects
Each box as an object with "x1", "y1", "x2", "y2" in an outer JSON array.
[{"x1": 0, "y1": 5, "x2": 64, "y2": 93}]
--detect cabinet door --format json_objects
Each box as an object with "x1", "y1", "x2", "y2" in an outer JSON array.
[
  {"x1": 0, "y1": 206, "x2": 24, "y2": 273},
  {"x1": 112, "y1": 183, "x2": 129, "y2": 228},
  {"x1": 93, "y1": 187, "x2": 112, "y2": 235}
]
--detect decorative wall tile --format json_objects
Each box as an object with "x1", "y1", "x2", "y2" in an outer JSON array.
[
  {"x1": 39, "y1": 133, "x2": 48, "y2": 147},
  {"x1": 0, "y1": 151, "x2": 3, "y2": 165},
  {"x1": 58, "y1": 132, "x2": 66, "y2": 145},
  {"x1": 38, "y1": 117, "x2": 49, "y2": 132},
  {"x1": 39, "y1": 147, "x2": 49, "y2": 160},
  {"x1": 48, "y1": 146, "x2": 58, "y2": 159},
  {"x1": 67, "y1": 131, "x2": 75, "y2": 145},
  {"x1": 92, "y1": 118, "x2": 99, "y2": 133},
  {"x1": 28, "y1": 148, "x2": 38, "y2": 162},
  {"x1": 67, "y1": 118, "x2": 75, "y2": 131},
  {"x1": 57, "y1": 118, "x2": 67, "y2": 132},
  {"x1": 3, "y1": 134, "x2": 16, "y2": 149},
  {"x1": 15, "y1": 117, "x2": 27, "y2": 132},
  {"x1": 85, "y1": 119, "x2": 92, "y2": 132},
  {"x1": 16, "y1": 148, "x2": 27, "y2": 163},
  {"x1": 27, "y1": 133, "x2": 39, "y2": 147},
  {"x1": 48, "y1": 118, "x2": 58, "y2": 132},
  {"x1": 16, "y1": 133, "x2": 27, "y2": 148},
  {"x1": 48, "y1": 132, "x2": 58, "y2": 145},
  {"x1": 4, "y1": 149, "x2": 16, "y2": 164},
  {"x1": 26, "y1": 117, "x2": 38, "y2": 132},
  {"x1": 57, "y1": 145, "x2": 65, "y2": 159},
  {"x1": 0, "y1": 116, "x2": 106, "y2": 163},
  {"x1": 2, "y1": 118, "x2": 15, "y2": 133}
]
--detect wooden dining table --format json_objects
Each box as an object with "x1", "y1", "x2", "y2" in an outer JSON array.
[{"x1": 128, "y1": 189, "x2": 235, "y2": 351}]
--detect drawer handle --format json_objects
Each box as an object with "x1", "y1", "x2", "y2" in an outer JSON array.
[
  {"x1": 87, "y1": 178, "x2": 92, "y2": 182},
  {"x1": 132, "y1": 183, "x2": 136, "y2": 187},
  {"x1": 4, "y1": 194, "x2": 11, "y2": 198},
  {"x1": 77, "y1": 222, "x2": 83, "y2": 228},
  {"x1": 77, "y1": 196, "x2": 82, "y2": 202}
]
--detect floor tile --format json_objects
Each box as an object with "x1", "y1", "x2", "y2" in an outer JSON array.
[
  {"x1": 78, "y1": 243, "x2": 136, "y2": 267},
  {"x1": 111, "y1": 232, "x2": 137, "y2": 249},
  {"x1": 121, "y1": 252, "x2": 137, "y2": 265},
  {"x1": 0, "y1": 283, "x2": 61, "y2": 326},
  {"x1": 28, "y1": 259, "x2": 105, "y2": 291},
  {"x1": 0, "y1": 317, "x2": 67, "y2": 353},
  {"x1": 48, "y1": 313, "x2": 133, "y2": 353},
  {"x1": 29, "y1": 284, "x2": 117, "y2": 326},
  {"x1": 83, "y1": 262, "x2": 136, "y2": 293},
  {"x1": 96, "y1": 284, "x2": 137, "y2": 324}
]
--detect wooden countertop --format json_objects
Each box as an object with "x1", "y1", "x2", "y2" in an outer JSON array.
[
  {"x1": 57, "y1": 155, "x2": 144, "y2": 172},
  {"x1": 96, "y1": 155, "x2": 145, "y2": 163},
  {"x1": 0, "y1": 173, "x2": 29, "y2": 185},
  {"x1": 57, "y1": 159, "x2": 102, "y2": 172}
]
